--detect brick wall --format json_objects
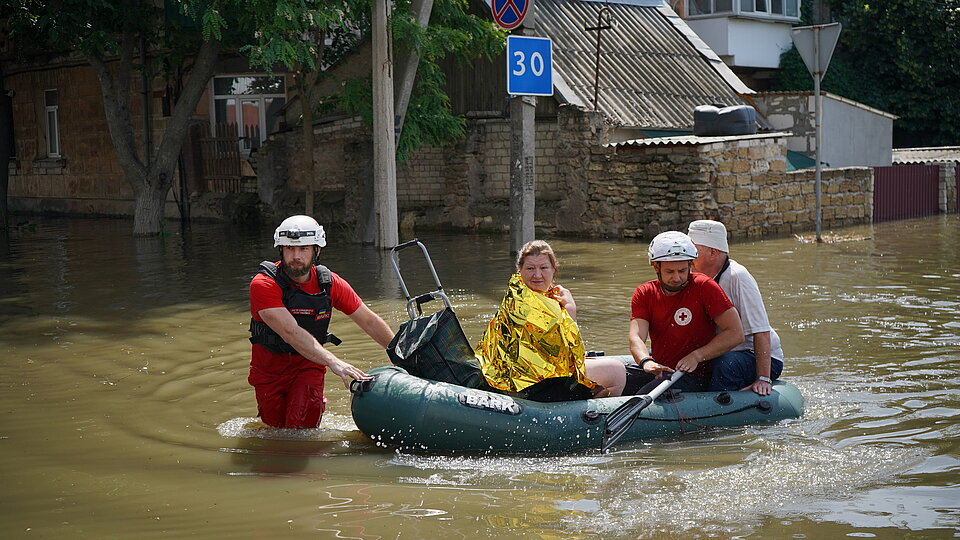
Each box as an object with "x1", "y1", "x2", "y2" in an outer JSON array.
[{"x1": 5, "y1": 60, "x2": 181, "y2": 217}]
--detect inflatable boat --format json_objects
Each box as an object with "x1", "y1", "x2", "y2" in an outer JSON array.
[{"x1": 350, "y1": 359, "x2": 805, "y2": 453}]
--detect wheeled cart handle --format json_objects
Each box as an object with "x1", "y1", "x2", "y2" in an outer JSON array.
[{"x1": 390, "y1": 239, "x2": 453, "y2": 319}]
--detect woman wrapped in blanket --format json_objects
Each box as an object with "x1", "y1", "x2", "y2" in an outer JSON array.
[{"x1": 474, "y1": 240, "x2": 626, "y2": 401}]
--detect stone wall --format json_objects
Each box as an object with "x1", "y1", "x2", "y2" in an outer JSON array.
[
  {"x1": 569, "y1": 122, "x2": 872, "y2": 239},
  {"x1": 258, "y1": 104, "x2": 876, "y2": 241}
]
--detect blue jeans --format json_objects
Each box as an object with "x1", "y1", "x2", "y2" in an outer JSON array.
[{"x1": 708, "y1": 351, "x2": 784, "y2": 392}]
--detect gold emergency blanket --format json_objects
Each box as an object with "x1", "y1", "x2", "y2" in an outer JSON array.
[{"x1": 475, "y1": 274, "x2": 596, "y2": 393}]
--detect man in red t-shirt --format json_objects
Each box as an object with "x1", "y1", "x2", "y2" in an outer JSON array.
[
  {"x1": 625, "y1": 231, "x2": 744, "y2": 394},
  {"x1": 248, "y1": 215, "x2": 394, "y2": 428}
]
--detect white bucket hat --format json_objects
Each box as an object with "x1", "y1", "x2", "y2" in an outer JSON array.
[{"x1": 688, "y1": 219, "x2": 729, "y2": 253}]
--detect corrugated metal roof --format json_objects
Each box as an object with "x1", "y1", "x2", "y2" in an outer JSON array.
[
  {"x1": 892, "y1": 146, "x2": 960, "y2": 164},
  {"x1": 536, "y1": 0, "x2": 751, "y2": 130}
]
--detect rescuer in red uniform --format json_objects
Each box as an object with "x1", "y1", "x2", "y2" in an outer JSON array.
[{"x1": 248, "y1": 215, "x2": 395, "y2": 428}]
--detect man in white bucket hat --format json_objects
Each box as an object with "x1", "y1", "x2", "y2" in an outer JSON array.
[
  {"x1": 624, "y1": 231, "x2": 744, "y2": 394},
  {"x1": 247, "y1": 215, "x2": 395, "y2": 428},
  {"x1": 688, "y1": 219, "x2": 784, "y2": 396}
]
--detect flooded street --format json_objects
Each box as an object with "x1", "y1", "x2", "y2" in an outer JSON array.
[{"x1": 0, "y1": 215, "x2": 957, "y2": 539}]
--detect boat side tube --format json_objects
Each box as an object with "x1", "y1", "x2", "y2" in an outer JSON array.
[{"x1": 350, "y1": 366, "x2": 804, "y2": 453}]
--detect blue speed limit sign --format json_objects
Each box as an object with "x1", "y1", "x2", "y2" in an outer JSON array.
[{"x1": 506, "y1": 36, "x2": 553, "y2": 96}]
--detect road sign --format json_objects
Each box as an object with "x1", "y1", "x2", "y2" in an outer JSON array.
[
  {"x1": 791, "y1": 23, "x2": 842, "y2": 77},
  {"x1": 491, "y1": 0, "x2": 530, "y2": 30},
  {"x1": 790, "y1": 22, "x2": 841, "y2": 242},
  {"x1": 506, "y1": 35, "x2": 553, "y2": 96}
]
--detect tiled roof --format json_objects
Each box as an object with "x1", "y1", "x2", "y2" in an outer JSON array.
[{"x1": 536, "y1": 0, "x2": 752, "y2": 130}]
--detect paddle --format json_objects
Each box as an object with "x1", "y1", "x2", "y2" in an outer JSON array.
[{"x1": 601, "y1": 370, "x2": 684, "y2": 452}]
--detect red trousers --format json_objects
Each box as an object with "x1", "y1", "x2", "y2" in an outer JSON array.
[{"x1": 250, "y1": 362, "x2": 328, "y2": 429}]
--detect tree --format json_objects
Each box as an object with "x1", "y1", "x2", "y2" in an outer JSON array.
[
  {"x1": 6, "y1": 0, "x2": 503, "y2": 235},
  {"x1": 244, "y1": 0, "x2": 504, "y2": 161},
  {"x1": 772, "y1": 0, "x2": 960, "y2": 147},
  {"x1": 6, "y1": 0, "x2": 240, "y2": 235}
]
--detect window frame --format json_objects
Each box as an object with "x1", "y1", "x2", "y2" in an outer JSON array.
[
  {"x1": 44, "y1": 89, "x2": 61, "y2": 158},
  {"x1": 210, "y1": 74, "x2": 287, "y2": 156}
]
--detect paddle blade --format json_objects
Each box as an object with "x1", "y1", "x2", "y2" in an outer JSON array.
[
  {"x1": 601, "y1": 395, "x2": 652, "y2": 452},
  {"x1": 601, "y1": 371, "x2": 683, "y2": 452}
]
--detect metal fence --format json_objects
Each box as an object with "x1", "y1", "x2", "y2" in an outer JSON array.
[{"x1": 873, "y1": 164, "x2": 940, "y2": 222}]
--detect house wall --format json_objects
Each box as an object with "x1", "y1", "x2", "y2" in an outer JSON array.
[
  {"x1": 822, "y1": 97, "x2": 894, "y2": 167},
  {"x1": 752, "y1": 92, "x2": 895, "y2": 168},
  {"x1": 685, "y1": 17, "x2": 794, "y2": 69},
  {"x1": 4, "y1": 59, "x2": 183, "y2": 217}
]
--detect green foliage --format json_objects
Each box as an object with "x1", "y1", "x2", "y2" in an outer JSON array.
[
  {"x1": 772, "y1": 0, "x2": 960, "y2": 146},
  {"x1": 8, "y1": 0, "x2": 504, "y2": 168},
  {"x1": 772, "y1": 46, "x2": 888, "y2": 112},
  {"x1": 237, "y1": 0, "x2": 504, "y2": 160}
]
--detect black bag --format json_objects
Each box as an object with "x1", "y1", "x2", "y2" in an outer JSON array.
[
  {"x1": 387, "y1": 307, "x2": 489, "y2": 389},
  {"x1": 513, "y1": 376, "x2": 594, "y2": 402}
]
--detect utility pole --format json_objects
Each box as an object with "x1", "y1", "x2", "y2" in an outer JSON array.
[
  {"x1": 510, "y1": 92, "x2": 536, "y2": 254},
  {"x1": 373, "y1": 0, "x2": 399, "y2": 248},
  {"x1": 587, "y1": 6, "x2": 612, "y2": 111},
  {"x1": 508, "y1": 4, "x2": 538, "y2": 255}
]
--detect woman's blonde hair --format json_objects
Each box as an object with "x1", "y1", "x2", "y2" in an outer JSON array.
[{"x1": 515, "y1": 240, "x2": 560, "y2": 275}]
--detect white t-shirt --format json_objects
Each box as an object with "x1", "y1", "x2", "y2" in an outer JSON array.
[{"x1": 716, "y1": 258, "x2": 784, "y2": 361}]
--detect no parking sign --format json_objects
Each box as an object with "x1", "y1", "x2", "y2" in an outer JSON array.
[{"x1": 490, "y1": 0, "x2": 530, "y2": 30}]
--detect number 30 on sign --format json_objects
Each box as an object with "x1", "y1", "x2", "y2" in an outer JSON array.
[{"x1": 506, "y1": 35, "x2": 553, "y2": 97}]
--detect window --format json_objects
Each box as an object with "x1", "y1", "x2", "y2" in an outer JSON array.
[
  {"x1": 688, "y1": 0, "x2": 734, "y2": 15},
  {"x1": 45, "y1": 89, "x2": 60, "y2": 157},
  {"x1": 212, "y1": 75, "x2": 286, "y2": 155},
  {"x1": 689, "y1": 0, "x2": 797, "y2": 19},
  {"x1": 785, "y1": 0, "x2": 799, "y2": 17}
]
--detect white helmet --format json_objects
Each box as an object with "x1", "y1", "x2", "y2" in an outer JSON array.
[
  {"x1": 648, "y1": 231, "x2": 698, "y2": 262},
  {"x1": 273, "y1": 215, "x2": 326, "y2": 248}
]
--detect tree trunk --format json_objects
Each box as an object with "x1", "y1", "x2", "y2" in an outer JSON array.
[
  {"x1": 86, "y1": 35, "x2": 221, "y2": 236},
  {"x1": 132, "y1": 179, "x2": 169, "y2": 236},
  {"x1": 302, "y1": 72, "x2": 315, "y2": 216},
  {"x1": 0, "y1": 77, "x2": 12, "y2": 231}
]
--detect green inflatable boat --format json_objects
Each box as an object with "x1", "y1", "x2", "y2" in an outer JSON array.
[{"x1": 350, "y1": 360, "x2": 805, "y2": 453}]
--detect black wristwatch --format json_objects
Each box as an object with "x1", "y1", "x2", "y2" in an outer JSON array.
[{"x1": 639, "y1": 357, "x2": 655, "y2": 368}]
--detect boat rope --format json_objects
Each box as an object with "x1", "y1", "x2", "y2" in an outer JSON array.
[{"x1": 627, "y1": 402, "x2": 765, "y2": 425}]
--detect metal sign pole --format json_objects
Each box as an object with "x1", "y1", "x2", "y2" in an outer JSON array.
[
  {"x1": 790, "y1": 22, "x2": 840, "y2": 244},
  {"x1": 814, "y1": 25, "x2": 822, "y2": 243}
]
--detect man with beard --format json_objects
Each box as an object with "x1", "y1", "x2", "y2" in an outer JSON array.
[
  {"x1": 624, "y1": 231, "x2": 744, "y2": 394},
  {"x1": 247, "y1": 215, "x2": 394, "y2": 428}
]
